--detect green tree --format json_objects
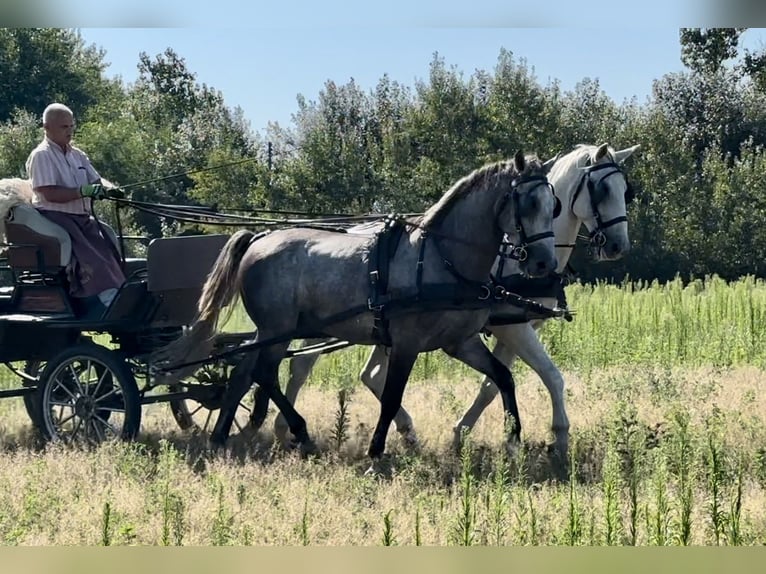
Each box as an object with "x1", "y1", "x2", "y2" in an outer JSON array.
[
  {"x1": 124, "y1": 48, "x2": 259, "y2": 237},
  {"x1": 0, "y1": 109, "x2": 40, "y2": 177},
  {"x1": 477, "y1": 48, "x2": 561, "y2": 161},
  {"x1": 0, "y1": 28, "x2": 118, "y2": 122},
  {"x1": 679, "y1": 28, "x2": 746, "y2": 76}
]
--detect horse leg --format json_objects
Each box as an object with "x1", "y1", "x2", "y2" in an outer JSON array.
[
  {"x1": 367, "y1": 345, "x2": 418, "y2": 466},
  {"x1": 251, "y1": 338, "x2": 321, "y2": 438},
  {"x1": 510, "y1": 326, "x2": 569, "y2": 466},
  {"x1": 273, "y1": 342, "x2": 322, "y2": 447},
  {"x1": 452, "y1": 331, "x2": 516, "y2": 442},
  {"x1": 249, "y1": 385, "x2": 270, "y2": 430},
  {"x1": 445, "y1": 335, "x2": 521, "y2": 456},
  {"x1": 256, "y1": 351, "x2": 315, "y2": 454},
  {"x1": 211, "y1": 340, "x2": 310, "y2": 449},
  {"x1": 209, "y1": 350, "x2": 261, "y2": 448},
  {"x1": 359, "y1": 345, "x2": 419, "y2": 449}
]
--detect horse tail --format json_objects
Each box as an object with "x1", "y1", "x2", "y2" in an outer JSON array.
[
  {"x1": 198, "y1": 229, "x2": 258, "y2": 327},
  {"x1": 149, "y1": 229, "x2": 260, "y2": 373}
]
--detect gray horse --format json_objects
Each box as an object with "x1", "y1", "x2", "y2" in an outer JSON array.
[
  {"x1": 153, "y1": 151, "x2": 559, "y2": 462},
  {"x1": 254, "y1": 143, "x2": 640, "y2": 463}
]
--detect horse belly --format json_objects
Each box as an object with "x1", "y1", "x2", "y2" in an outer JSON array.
[{"x1": 389, "y1": 308, "x2": 490, "y2": 353}]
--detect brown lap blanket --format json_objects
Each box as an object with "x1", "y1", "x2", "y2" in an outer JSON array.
[{"x1": 38, "y1": 210, "x2": 125, "y2": 298}]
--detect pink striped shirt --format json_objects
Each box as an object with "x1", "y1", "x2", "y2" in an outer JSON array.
[{"x1": 25, "y1": 137, "x2": 101, "y2": 215}]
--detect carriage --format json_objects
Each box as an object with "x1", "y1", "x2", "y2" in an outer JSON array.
[{"x1": 0, "y1": 196, "x2": 254, "y2": 444}]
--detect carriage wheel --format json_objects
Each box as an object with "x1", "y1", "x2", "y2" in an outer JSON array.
[
  {"x1": 23, "y1": 360, "x2": 88, "y2": 432},
  {"x1": 22, "y1": 360, "x2": 44, "y2": 431},
  {"x1": 35, "y1": 342, "x2": 141, "y2": 445},
  {"x1": 23, "y1": 337, "x2": 90, "y2": 432},
  {"x1": 167, "y1": 364, "x2": 255, "y2": 436}
]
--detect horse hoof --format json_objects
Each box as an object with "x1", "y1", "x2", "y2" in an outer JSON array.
[
  {"x1": 401, "y1": 429, "x2": 420, "y2": 452},
  {"x1": 207, "y1": 436, "x2": 227, "y2": 453},
  {"x1": 452, "y1": 426, "x2": 471, "y2": 454},
  {"x1": 546, "y1": 443, "x2": 570, "y2": 479},
  {"x1": 287, "y1": 434, "x2": 318, "y2": 456},
  {"x1": 364, "y1": 456, "x2": 393, "y2": 478},
  {"x1": 505, "y1": 438, "x2": 522, "y2": 459},
  {"x1": 274, "y1": 429, "x2": 291, "y2": 449},
  {"x1": 364, "y1": 464, "x2": 379, "y2": 477},
  {"x1": 299, "y1": 439, "x2": 319, "y2": 457}
]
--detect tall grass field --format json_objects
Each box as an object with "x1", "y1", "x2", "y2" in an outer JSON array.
[{"x1": 0, "y1": 275, "x2": 765, "y2": 545}]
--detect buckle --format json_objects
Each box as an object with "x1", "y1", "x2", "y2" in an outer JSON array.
[{"x1": 513, "y1": 245, "x2": 528, "y2": 262}]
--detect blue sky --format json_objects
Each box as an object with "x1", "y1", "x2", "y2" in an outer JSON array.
[{"x1": 76, "y1": 27, "x2": 766, "y2": 137}]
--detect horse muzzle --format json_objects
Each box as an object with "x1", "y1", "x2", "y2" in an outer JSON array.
[
  {"x1": 590, "y1": 231, "x2": 630, "y2": 261},
  {"x1": 520, "y1": 245, "x2": 558, "y2": 278}
]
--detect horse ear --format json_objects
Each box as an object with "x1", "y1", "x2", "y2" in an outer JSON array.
[
  {"x1": 594, "y1": 143, "x2": 609, "y2": 162},
  {"x1": 542, "y1": 152, "x2": 561, "y2": 174},
  {"x1": 513, "y1": 149, "x2": 525, "y2": 171},
  {"x1": 613, "y1": 144, "x2": 642, "y2": 165}
]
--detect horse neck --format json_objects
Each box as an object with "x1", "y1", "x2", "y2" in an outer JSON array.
[
  {"x1": 429, "y1": 186, "x2": 502, "y2": 282},
  {"x1": 550, "y1": 158, "x2": 586, "y2": 272},
  {"x1": 553, "y1": 206, "x2": 582, "y2": 272}
]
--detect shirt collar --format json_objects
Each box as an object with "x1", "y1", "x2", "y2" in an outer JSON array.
[{"x1": 44, "y1": 135, "x2": 71, "y2": 154}]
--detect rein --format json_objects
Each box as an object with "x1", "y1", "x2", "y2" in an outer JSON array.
[{"x1": 109, "y1": 196, "x2": 391, "y2": 229}]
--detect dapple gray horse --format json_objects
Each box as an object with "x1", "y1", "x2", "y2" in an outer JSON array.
[
  {"x1": 152, "y1": 151, "x2": 559, "y2": 463},
  {"x1": 254, "y1": 143, "x2": 640, "y2": 463}
]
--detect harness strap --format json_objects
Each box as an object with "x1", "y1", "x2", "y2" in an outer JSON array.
[
  {"x1": 367, "y1": 216, "x2": 406, "y2": 345},
  {"x1": 367, "y1": 216, "x2": 500, "y2": 345}
]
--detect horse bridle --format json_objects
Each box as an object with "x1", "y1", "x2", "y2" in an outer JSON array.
[
  {"x1": 491, "y1": 174, "x2": 561, "y2": 279},
  {"x1": 496, "y1": 174, "x2": 561, "y2": 263},
  {"x1": 570, "y1": 161, "x2": 634, "y2": 250},
  {"x1": 403, "y1": 172, "x2": 560, "y2": 290}
]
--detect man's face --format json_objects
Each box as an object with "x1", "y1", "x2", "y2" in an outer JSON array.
[{"x1": 44, "y1": 111, "x2": 75, "y2": 148}]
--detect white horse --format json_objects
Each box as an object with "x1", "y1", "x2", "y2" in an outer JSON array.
[{"x1": 254, "y1": 143, "x2": 640, "y2": 461}]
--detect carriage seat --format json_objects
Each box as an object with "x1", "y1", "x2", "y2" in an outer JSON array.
[
  {"x1": 5, "y1": 203, "x2": 72, "y2": 271},
  {"x1": 4, "y1": 203, "x2": 146, "y2": 276}
]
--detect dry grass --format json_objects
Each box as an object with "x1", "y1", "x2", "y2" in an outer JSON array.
[{"x1": 0, "y1": 363, "x2": 764, "y2": 545}]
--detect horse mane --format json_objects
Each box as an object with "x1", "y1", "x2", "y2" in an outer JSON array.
[
  {"x1": 567, "y1": 143, "x2": 617, "y2": 168},
  {"x1": 420, "y1": 155, "x2": 543, "y2": 228}
]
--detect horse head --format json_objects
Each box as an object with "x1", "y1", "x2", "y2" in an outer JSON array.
[
  {"x1": 562, "y1": 143, "x2": 641, "y2": 261},
  {"x1": 495, "y1": 150, "x2": 559, "y2": 278}
]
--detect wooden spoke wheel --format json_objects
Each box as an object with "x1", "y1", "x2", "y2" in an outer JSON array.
[
  {"x1": 35, "y1": 342, "x2": 141, "y2": 446},
  {"x1": 168, "y1": 363, "x2": 255, "y2": 436}
]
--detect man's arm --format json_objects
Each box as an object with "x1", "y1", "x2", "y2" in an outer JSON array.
[{"x1": 33, "y1": 185, "x2": 84, "y2": 203}]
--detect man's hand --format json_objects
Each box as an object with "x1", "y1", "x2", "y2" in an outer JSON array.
[
  {"x1": 104, "y1": 186, "x2": 125, "y2": 199},
  {"x1": 80, "y1": 183, "x2": 106, "y2": 199}
]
